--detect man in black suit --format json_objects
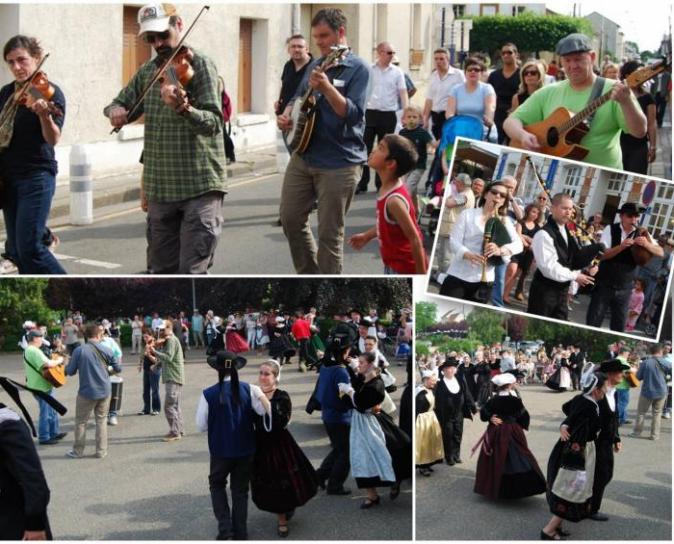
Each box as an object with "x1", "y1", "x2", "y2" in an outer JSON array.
[{"x1": 434, "y1": 357, "x2": 476, "y2": 465}]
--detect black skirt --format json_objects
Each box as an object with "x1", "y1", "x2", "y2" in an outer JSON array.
[
  {"x1": 251, "y1": 428, "x2": 319, "y2": 513},
  {"x1": 375, "y1": 411, "x2": 413, "y2": 483}
]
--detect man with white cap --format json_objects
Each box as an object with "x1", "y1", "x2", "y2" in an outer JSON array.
[
  {"x1": 504, "y1": 32, "x2": 646, "y2": 170},
  {"x1": 104, "y1": 4, "x2": 227, "y2": 274}
]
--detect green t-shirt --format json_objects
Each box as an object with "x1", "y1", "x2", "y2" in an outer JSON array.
[
  {"x1": 511, "y1": 79, "x2": 637, "y2": 169},
  {"x1": 24, "y1": 345, "x2": 52, "y2": 392}
]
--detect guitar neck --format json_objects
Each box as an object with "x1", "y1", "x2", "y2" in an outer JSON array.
[
  {"x1": 300, "y1": 50, "x2": 346, "y2": 108},
  {"x1": 559, "y1": 88, "x2": 613, "y2": 133}
]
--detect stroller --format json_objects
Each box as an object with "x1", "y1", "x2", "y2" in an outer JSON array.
[{"x1": 418, "y1": 115, "x2": 488, "y2": 239}]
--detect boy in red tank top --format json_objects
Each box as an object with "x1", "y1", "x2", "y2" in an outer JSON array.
[{"x1": 348, "y1": 135, "x2": 428, "y2": 274}]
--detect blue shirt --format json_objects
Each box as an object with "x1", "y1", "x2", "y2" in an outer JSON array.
[
  {"x1": 450, "y1": 81, "x2": 495, "y2": 122},
  {"x1": 316, "y1": 364, "x2": 353, "y2": 424},
  {"x1": 65, "y1": 341, "x2": 122, "y2": 400},
  {"x1": 637, "y1": 356, "x2": 671, "y2": 399},
  {"x1": 192, "y1": 314, "x2": 204, "y2": 332},
  {"x1": 0, "y1": 82, "x2": 66, "y2": 176},
  {"x1": 293, "y1": 52, "x2": 369, "y2": 169}
]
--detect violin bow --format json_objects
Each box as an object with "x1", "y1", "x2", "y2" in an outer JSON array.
[{"x1": 111, "y1": 5, "x2": 210, "y2": 134}]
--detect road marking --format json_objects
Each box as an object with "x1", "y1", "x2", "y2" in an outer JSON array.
[
  {"x1": 52, "y1": 173, "x2": 281, "y2": 231},
  {"x1": 53, "y1": 253, "x2": 122, "y2": 269}
]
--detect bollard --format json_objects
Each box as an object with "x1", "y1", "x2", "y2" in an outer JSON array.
[
  {"x1": 69, "y1": 144, "x2": 93, "y2": 225},
  {"x1": 275, "y1": 130, "x2": 290, "y2": 173}
]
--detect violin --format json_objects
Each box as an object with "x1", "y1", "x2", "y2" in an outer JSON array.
[
  {"x1": 157, "y1": 46, "x2": 194, "y2": 110},
  {"x1": 16, "y1": 71, "x2": 63, "y2": 117}
]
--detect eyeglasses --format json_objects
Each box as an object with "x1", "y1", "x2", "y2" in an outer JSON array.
[
  {"x1": 144, "y1": 30, "x2": 171, "y2": 43},
  {"x1": 523, "y1": 70, "x2": 539, "y2": 77},
  {"x1": 501, "y1": 50, "x2": 515, "y2": 55},
  {"x1": 466, "y1": 67, "x2": 481, "y2": 73},
  {"x1": 383, "y1": 51, "x2": 395, "y2": 55},
  {"x1": 537, "y1": 196, "x2": 548, "y2": 201},
  {"x1": 490, "y1": 189, "x2": 508, "y2": 199}
]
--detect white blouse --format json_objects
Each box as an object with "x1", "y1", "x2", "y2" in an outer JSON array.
[{"x1": 447, "y1": 207, "x2": 522, "y2": 283}]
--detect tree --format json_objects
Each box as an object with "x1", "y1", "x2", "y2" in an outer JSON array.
[
  {"x1": 466, "y1": 308, "x2": 506, "y2": 345},
  {"x1": 415, "y1": 301, "x2": 438, "y2": 333},
  {"x1": 469, "y1": 13, "x2": 594, "y2": 60},
  {"x1": 0, "y1": 279, "x2": 58, "y2": 350}
]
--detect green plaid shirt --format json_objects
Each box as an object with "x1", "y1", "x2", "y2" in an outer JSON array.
[{"x1": 105, "y1": 47, "x2": 226, "y2": 202}]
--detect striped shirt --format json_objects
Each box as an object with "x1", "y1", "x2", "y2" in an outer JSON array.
[{"x1": 104, "y1": 47, "x2": 226, "y2": 202}]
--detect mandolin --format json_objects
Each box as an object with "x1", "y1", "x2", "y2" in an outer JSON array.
[
  {"x1": 283, "y1": 45, "x2": 349, "y2": 154},
  {"x1": 510, "y1": 56, "x2": 671, "y2": 160}
]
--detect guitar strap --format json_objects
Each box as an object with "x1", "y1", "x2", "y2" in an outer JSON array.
[{"x1": 585, "y1": 76, "x2": 606, "y2": 126}]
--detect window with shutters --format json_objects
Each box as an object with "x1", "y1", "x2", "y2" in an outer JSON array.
[{"x1": 122, "y1": 6, "x2": 152, "y2": 124}]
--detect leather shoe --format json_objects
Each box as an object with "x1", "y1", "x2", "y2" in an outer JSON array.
[
  {"x1": 390, "y1": 483, "x2": 401, "y2": 500},
  {"x1": 39, "y1": 438, "x2": 59, "y2": 445},
  {"x1": 326, "y1": 487, "x2": 351, "y2": 495},
  {"x1": 589, "y1": 512, "x2": 609, "y2": 521},
  {"x1": 454, "y1": 458, "x2": 463, "y2": 464},
  {"x1": 54, "y1": 432, "x2": 68, "y2": 441},
  {"x1": 540, "y1": 530, "x2": 561, "y2": 540},
  {"x1": 446, "y1": 459, "x2": 455, "y2": 466},
  {"x1": 360, "y1": 495, "x2": 380, "y2": 509}
]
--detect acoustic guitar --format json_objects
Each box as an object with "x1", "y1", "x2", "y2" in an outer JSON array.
[
  {"x1": 510, "y1": 56, "x2": 671, "y2": 160},
  {"x1": 42, "y1": 356, "x2": 67, "y2": 388},
  {"x1": 283, "y1": 45, "x2": 349, "y2": 154}
]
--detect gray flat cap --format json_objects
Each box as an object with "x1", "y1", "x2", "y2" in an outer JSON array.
[{"x1": 556, "y1": 33, "x2": 593, "y2": 56}]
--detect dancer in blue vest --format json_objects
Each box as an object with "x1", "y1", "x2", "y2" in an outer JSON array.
[
  {"x1": 314, "y1": 322, "x2": 358, "y2": 495},
  {"x1": 196, "y1": 350, "x2": 270, "y2": 540}
]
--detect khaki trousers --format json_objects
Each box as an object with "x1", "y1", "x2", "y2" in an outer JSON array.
[
  {"x1": 634, "y1": 394, "x2": 666, "y2": 439},
  {"x1": 73, "y1": 394, "x2": 111, "y2": 456},
  {"x1": 165, "y1": 381, "x2": 184, "y2": 436},
  {"x1": 280, "y1": 154, "x2": 361, "y2": 274}
]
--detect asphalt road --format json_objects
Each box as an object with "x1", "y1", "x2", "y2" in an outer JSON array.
[
  {"x1": 49, "y1": 173, "x2": 383, "y2": 275},
  {"x1": 1, "y1": 348, "x2": 412, "y2": 540},
  {"x1": 416, "y1": 381, "x2": 672, "y2": 540}
]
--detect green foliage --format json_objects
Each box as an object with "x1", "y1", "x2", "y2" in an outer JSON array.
[
  {"x1": 466, "y1": 308, "x2": 506, "y2": 345},
  {"x1": 0, "y1": 279, "x2": 59, "y2": 351},
  {"x1": 44, "y1": 279, "x2": 411, "y2": 321},
  {"x1": 469, "y1": 13, "x2": 594, "y2": 58},
  {"x1": 415, "y1": 301, "x2": 438, "y2": 333}
]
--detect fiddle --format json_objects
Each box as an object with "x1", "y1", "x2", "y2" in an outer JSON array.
[
  {"x1": 157, "y1": 46, "x2": 194, "y2": 111},
  {"x1": 16, "y1": 71, "x2": 63, "y2": 117}
]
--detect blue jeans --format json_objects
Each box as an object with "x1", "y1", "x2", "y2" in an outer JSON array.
[
  {"x1": 616, "y1": 388, "x2": 631, "y2": 425},
  {"x1": 34, "y1": 390, "x2": 59, "y2": 442},
  {"x1": 3, "y1": 169, "x2": 66, "y2": 274},
  {"x1": 143, "y1": 367, "x2": 161, "y2": 413},
  {"x1": 491, "y1": 262, "x2": 506, "y2": 307}
]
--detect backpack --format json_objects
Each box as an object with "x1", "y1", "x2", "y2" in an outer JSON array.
[{"x1": 217, "y1": 76, "x2": 232, "y2": 123}]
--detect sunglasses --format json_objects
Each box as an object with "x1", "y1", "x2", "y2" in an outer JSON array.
[
  {"x1": 466, "y1": 67, "x2": 482, "y2": 73},
  {"x1": 490, "y1": 189, "x2": 508, "y2": 199},
  {"x1": 523, "y1": 70, "x2": 539, "y2": 76},
  {"x1": 538, "y1": 196, "x2": 548, "y2": 201},
  {"x1": 383, "y1": 51, "x2": 395, "y2": 55},
  {"x1": 144, "y1": 30, "x2": 171, "y2": 43}
]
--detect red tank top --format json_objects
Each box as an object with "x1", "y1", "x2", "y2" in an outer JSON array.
[{"x1": 376, "y1": 183, "x2": 425, "y2": 273}]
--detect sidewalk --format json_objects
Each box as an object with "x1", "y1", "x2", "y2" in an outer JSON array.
[{"x1": 0, "y1": 145, "x2": 279, "y2": 233}]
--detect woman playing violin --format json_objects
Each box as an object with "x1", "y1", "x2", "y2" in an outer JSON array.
[{"x1": 0, "y1": 35, "x2": 66, "y2": 273}]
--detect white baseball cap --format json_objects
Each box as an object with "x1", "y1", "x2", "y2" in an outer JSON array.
[{"x1": 137, "y1": 3, "x2": 178, "y2": 36}]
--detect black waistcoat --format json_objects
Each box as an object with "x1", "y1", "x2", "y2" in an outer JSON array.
[{"x1": 595, "y1": 224, "x2": 638, "y2": 288}]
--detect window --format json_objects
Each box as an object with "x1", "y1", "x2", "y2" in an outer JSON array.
[
  {"x1": 512, "y1": 6, "x2": 526, "y2": 16},
  {"x1": 657, "y1": 183, "x2": 674, "y2": 200},
  {"x1": 238, "y1": 19, "x2": 252, "y2": 113},
  {"x1": 647, "y1": 200, "x2": 672, "y2": 235},
  {"x1": 452, "y1": 5, "x2": 466, "y2": 18},
  {"x1": 122, "y1": 6, "x2": 152, "y2": 124},
  {"x1": 607, "y1": 172, "x2": 628, "y2": 193},
  {"x1": 563, "y1": 166, "x2": 582, "y2": 197},
  {"x1": 480, "y1": 4, "x2": 499, "y2": 16}
]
